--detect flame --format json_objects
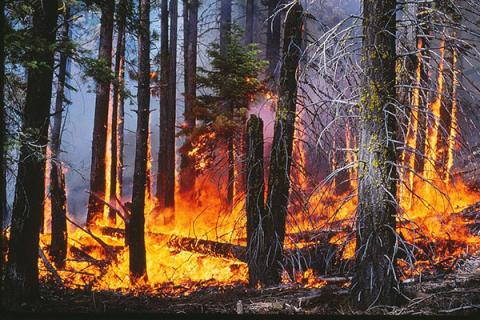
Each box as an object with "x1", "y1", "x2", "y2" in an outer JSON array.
[{"x1": 445, "y1": 47, "x2": 458, "y2": 183}]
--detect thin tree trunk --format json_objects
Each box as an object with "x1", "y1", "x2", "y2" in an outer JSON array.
[
  {"x1": 6, "y1": 0, "x2": 58, "y2": 306},
  {"x1": 49, "y1": 6, "x2": 71, "y2": 269},
  {"x1": 86, "y1": 0, "x2": 115, "y2": 228},
  {"x1": 245, "y1": 0, "x2": 255, "y2": 44},
  {"x1": 263, "y1": 2, "x2": 303, "y2": 285},
  {"x1": 129, "y1": 0, "x2": 150, "y2": 283},
  {"x1": 220, "y1": 0, "x2": 234, "y2": 207},
  {"x1": 0, "y1": 0, "x2": 5, "y2": 285},
  {"x1": 245, "y1": 115, "x2": 266, "y2": 287},
  {"x1": 351, "y1": 0, "x2": 398, "y2": 310},
  {"x1": 266, "y1": 0, "x2": 281, "y2": 86},
  {"x1": 157, "y1": 0, "x2": 169, "y2": 204},
  {"x1": 109, "y1": 0, "x2": 128, "y2": 223},
  {"x1": 179, "y1": 0, "x2": 198, "y2": 195}
]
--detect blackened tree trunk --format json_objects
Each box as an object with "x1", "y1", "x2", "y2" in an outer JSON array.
[
  {"x1": 351, "y1": 0, "x2": 398, "y2": 310},
  {"x1": 108, "y1": 0, "x2": 129, "y2": 223},
  {"x1": 220, "y1": 0, "x2": 234, "y2": 207},
  {"x1": 179, "y1": 0, "x2": 198, "y2": 195},
  {"x1": 266, "y1": 0, "x2": 281, "y2": 85},
  {"x1": 245, "y1": 115, "x2": 267, "y2": 287},
  {"x1": 6, "y1": 0, "x2": 58, "y2": 306},
  {"x1": 157, "y1": 0, "x2": 169, "y2": 204},
  {"x1": 86, "y1": 0, "x2": 115, "y2": 228},
  {"x1": 245, "y1": 0, "x2": 255, "y2": 44},
  {"x1": 129, "y1": 0, "x2": 150, "y2": 283},
  {"x1": 263, "y1": 2, "x2": 303, "y2": 285},
  {"x1": 49, "y1": 6, "x2": 71, "y2": 269}
]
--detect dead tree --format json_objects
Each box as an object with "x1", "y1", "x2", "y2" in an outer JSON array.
[
  {"x1": 351, "y1": 0, "x2": 399, "y2": 310},
  {"x1": 48, "y1": 5, "x2": 71, "y2": 269},
  {"x1": 245, "y1": 115, "x2": 266, "y2": 287},
  {"x1": 157, "y1": 0, "x2": 177, "y2": 216},
  {"x1": 220, "y1": 0, "x2": 234, "y2": 207},
  {"x1": 0, "y1": 0, "x2": 5, "y2": 279},
  {"x1": 179, "y1": 0, "x2": 198, "y2": 195},
  {"x1": 263, "y1": 2, "x2": 303, "y2": 285},
  {"x1": 108, "y1": 0, "x2": 129, "y2": 223},
  {"x1": 129, "y1": 0, "x2": 150, "y2": 283},
  {"x1": 6, "y1": 0, "x2": 59, "y2": 306},
  {"x1": 86, "y1": 0, "x2": 115, "y2": 228}
]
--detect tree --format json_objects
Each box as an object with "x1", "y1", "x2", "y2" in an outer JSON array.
[
  {"x1": 265, "y1": 0, "x2": 281, "y2": 85},
  {"x1": 0, "y1": 0, "x2": 5, "y2": 286},
  {"x1": 129, "y1": 0, "x2": 150, "y2": 283},
  {"x1": 108, "y1": 0, "x2": 129, "y2": 223},
  {"x1": 6, "y1": 0, "x2": 59, "y2": 306},
  {"x1": 157, "y1": 0, "x2": 177, "y2": 216},
  {"x1": 86, "y1": 0, "x2": 115, "y2": 228},
  {"x1": 49, "y1": 5, "x2": 71, "y2": 269},
  {"x1": 245, "y1": 0, "x2": 255, "y2": 44},
  {"x1": 179, "y1": 0, "x2": 199, "y2": 195},
  {"x1": 263, "y1": 1, "x2": 303, "y2": 285},
  {"x1": 351, "y1": 0, "x2": 399, "y2": 310}
]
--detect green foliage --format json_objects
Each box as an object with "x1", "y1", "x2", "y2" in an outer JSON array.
[{"x1": 182, "y1": 27, "x2": 267, "y2": 171}]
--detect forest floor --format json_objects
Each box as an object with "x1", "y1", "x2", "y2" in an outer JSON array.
[{"x1": 5, "y1": 254, "x2": 479, "y2": 316}]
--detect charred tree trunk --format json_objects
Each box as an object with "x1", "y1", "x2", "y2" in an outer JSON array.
[
  {"x1": 108, "y1": 0, "x2": 129, "y2": 223},
  {"x1": 157, "y1": 0, "x2": 176, "y2": 216},
  {"x1": 266, "y1": 0, "x2": 281, "y2": 86},
  {"x1": 49, "y1": 6, "x2": 71, "y2": 269},
  {"x1": 220, "y1": 0, "x2": 234, "y2": 207},
  {"x1": 86, "y1": 0, "x2": 115, "y2": 228},
  {"x1": 0, "y1": 0, "x2": 5, "y2": 283},
  {"x1": 179, "y1": 0, "x2": 198, "y2": 195},
  {"x1": 351, "y1": 0, "x2": 399, "y2": 310},
  {"x1": 245, "y1": 115, "x2": 266, "y2": 287},
  {"x1": 6, "y1": 0, "x2": 58, "y2": 306},
  {"x1": 263, "y1": 3, "x2": 303, "y2": 286},
  {"x1": 157, "y1": 0, "x2": 169, "y2": 204},
  {"x1": 245, "y1": 0, "x2": 255, "y2": 44},
  {"x1": 129, "y1": 0, "x2": 150, "y2": 283}
]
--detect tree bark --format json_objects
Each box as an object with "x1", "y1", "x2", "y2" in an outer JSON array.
[
  {"x1": 263, "y1": 2, "x2": 303, "y2": 286},
  {"x1": 0, "y1": 0, "x2": 5, "y2": 286},
  {"x1": 266, "y1": 0, "x2": 281, "y2": 86},
  {"x1": 245, "y1": 0, "x2": 255, "y2": 44},
  {"x1": 6, "y1": 0, "x2": 58, "y2": 306},
  {"x1": 49, "y1": 6, "x2": 71, "y2": 269},
  {"x1": 86, "y1": 0, "x2": 115, "y2": 228},
  {"x1": 351, "y1": 0, "x2": 399, "y2": 310},
  {"x1": 245, "y1": 115, "x2": 267, "y2": 287},
  {"x1": 129, "y1": 0, "x2": 150, "y2": 283},
  {"x1": 108, "y1": 0, "x2": 129, "y2": 223},
  {"x1": 179, "y1": 0, "x2": 198, "y2": 195}
]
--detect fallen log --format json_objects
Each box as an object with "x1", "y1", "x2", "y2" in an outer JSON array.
[
  {"x1": 70, "y1": 246, "x2": 108, "y2": 269},
  {"x1": 39, "y1": 248, "x2": 64, "y2": 286},
  {"x1": 167, "y1": 235, "x2": 248, "y2": 261}
]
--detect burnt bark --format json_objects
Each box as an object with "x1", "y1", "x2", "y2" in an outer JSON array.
[
  {"x1": 0, "y1": 0, "x2": 5, "y2": 282},
  {"x1": 86, "y1": 0, "x2": 115, "y2": 228},
  {"x1": 129, "y1": 0, "x2": 150, "y2": 283},
  {"x1": 179, "y1": 0, "x2": 198, "y2": 195},
  {"x1": 351, "y1": 0, "x2": 399, "y2": 310},
  {"x1": 108, "y1": 0, "x2": 129, "y2": 223},
  {"x1": 245, "y1": 115, "x2": 266, "y2": 287},
  {"x1": 49, "y1": 6, "x2": 71, "y2": 270},
  {"x1": 263, "y1": 3, "x2": 303, "y2": 286},
  {"x1": 6, "y1": 0, "x2": 59, "y2": 306}
]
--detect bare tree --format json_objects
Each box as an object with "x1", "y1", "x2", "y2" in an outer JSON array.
[
  {"x1": 86, "y1": 0, "x2": 115, "y2": 228},
  {"x1": 0, "y1": 0, "x2": 5, "y2": 283},
  {"x1": 129, "y1": 0, "x2": 150, "y2": 283},
  {"x1": 6, "y1": 0, "x2": 59, "y2": 306}
]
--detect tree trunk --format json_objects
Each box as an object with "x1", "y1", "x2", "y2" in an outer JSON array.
[
  {"x1": 179, "y1": 0, "x2": 198, "y2": 195},
  {"x1": 351, "y1": 0, "x2": 398, "y2": 310},
  {"x1": 129, "y1": 0, "x2": 150, "y2": 283},
  {"x1": 266, "y1": 0, "x2": 281, "y2": 86},
  {"x1": 49, "y1": 6, "x2": 71, "y2": 269},
  {"x1": 263, "y1": 3, "x2": 303, "y2": 286},
  {"x1": 157, "y1": 0, "x2": 169, "y2": 204},
  {"x1": 6, "y1": 0, "x2": 58, "y2": 306},
  {"x1": 0, "y1": 0, "x2": 5, "y2": 285},
  {"x1": 245, "y1": 115, "x2": 267, "y2": 287},
  {"x1": 220, "y1": 0, "x2": 234, "y2": 207},
  {"x1": 109, "y1": 0, "x2": 129, "y2": 223},
  {"x1": 86, "y1": 0, "x2": 115, "y2": 228},
  {"x1": 245, "y1": 0, "x2": 255, "y2": 44}
]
